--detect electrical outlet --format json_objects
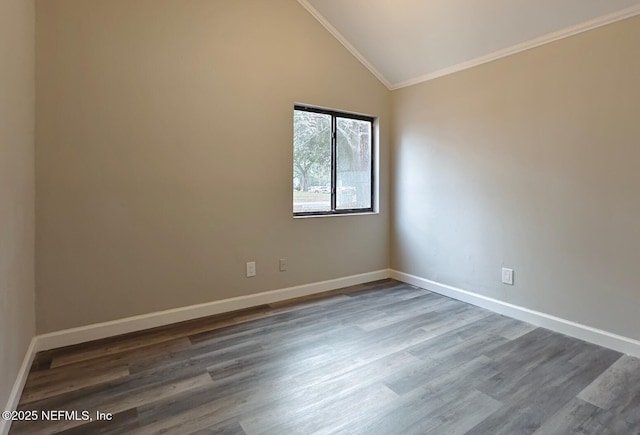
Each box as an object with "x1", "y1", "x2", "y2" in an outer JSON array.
[
  {"x1": 279, "y1": 258, "x2": 287, "y2": 272},
  {"x1": 246, "y1": 261, "x2": 256, "y2": 277},
  {"x1": 501, "y1": 268, "x2": 514, "y2": 285}
]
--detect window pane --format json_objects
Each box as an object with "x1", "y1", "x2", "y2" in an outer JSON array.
[
  {"x1": 293, "y1": 110, "x2": 332, "y2": 213},
  {"x1": 336, "y1": 117, "x2": 372, "y2": 210}
]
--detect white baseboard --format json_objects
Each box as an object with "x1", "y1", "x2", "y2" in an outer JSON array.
[
  {"x1": 36, "y1": 269, "x2": 392, "y2": 352},
  {"x1": 390, "y1": 270, "x2": 640, "y2": 358},
  {"x1": 1, "y1": 337, "x2": 38, "y2": 435}
]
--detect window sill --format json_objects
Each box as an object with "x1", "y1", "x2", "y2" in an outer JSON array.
[{"x1": 293, "y1": 211, "x2": 379, "y2": 219}]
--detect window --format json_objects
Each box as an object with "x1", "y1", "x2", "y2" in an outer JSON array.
[{"x1": 293, "y1": 105, "x2": 374, "y2": 216}]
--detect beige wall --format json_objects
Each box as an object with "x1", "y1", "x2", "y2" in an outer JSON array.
[
  {"x1": 392, "y1": 16, "x2": 640, "y2": 340},
  {"x1": 0, "y1": 0, "x2": 35, "y2": 410},
  {"x1": 36, "y1": 0, "x2": 390, "y2": 333}
]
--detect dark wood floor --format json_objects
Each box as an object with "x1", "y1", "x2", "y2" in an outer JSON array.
[{"x1": 10, "y1": 279, "x2": 640, "y2": 434}]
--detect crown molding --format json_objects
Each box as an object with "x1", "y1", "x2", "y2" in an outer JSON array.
[
  {"x1": 296, "y1": 0, "x2": 392, "y2": 90},
  {"x1": 299, "y1": 1, "x2": 640, "y2": 91},
  {"x1": 390, "y1": 4, "x2": 640, "y2": 90}
]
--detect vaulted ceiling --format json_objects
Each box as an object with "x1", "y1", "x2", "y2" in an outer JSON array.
[{"x1": 299, "y1": 0, "x2": 640, "y2": 89}]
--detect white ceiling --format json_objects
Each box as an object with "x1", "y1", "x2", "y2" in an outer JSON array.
[{"x1": 300, "y1": 0, "x2": 640, "y2": 89}]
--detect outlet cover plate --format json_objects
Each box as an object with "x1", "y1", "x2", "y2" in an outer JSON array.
[
  {"x1": 502, "y1": 268, "x2": 514, "y2": 285},
  {"x1": 246, "y1": 261, "x2": 256, "y2": 277}
]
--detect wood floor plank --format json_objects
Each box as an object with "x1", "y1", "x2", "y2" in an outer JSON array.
[
  {"x1": 18, "y1": 365, "x2": 130, "y2": 405},
  {"x1": 385, "y1": 335, "x2": 508, "y2": 395},
  {"x1": 25, "y1": 337, "x2": 192, "y2": 387},
  {"x1": 577, "y1": 355, "x2": 640, "y2": 410},
  {"x1": 241, "y1": 382, "x2": 399, "y2": 435},
  {"x1": 133, "y1": 395, "x2": 229, "y2": 433},
  {"x1": 129, "y1": 346, "x2": 345, "y2": 430},
  {"x1": 190, "y1": 418, "x2": 247, "y2": 435},
  {"x1": 334, "y1": 355, "x2": 502, "y2": 435},
  {"x1": 478, "y1": 334, "x2": 618, "y2": 405},
  {"x1": 14, "y1": 373, "x2": 214, "y2": 434},
  {"x1": 404, "y1": 388, "x2": 502, "y2": 435},
  {"x1": 237, "y1": 351, "x2": 419, "y2": 435},
  {"x1": 18, "y1": 346, "x2": 222, "y2": 415},
  {"x1": 533, "y1": 398, "x2": 616, "y2": 435},
  {"x1": 353, "y1": 293, "x2": 457, "y2": 332},
  {"x1": 57, "y1": 408, "x2": 141, "y2": 435},
  {"x1": 470, "y1": 341, "x2": 621, "y2": 434}
]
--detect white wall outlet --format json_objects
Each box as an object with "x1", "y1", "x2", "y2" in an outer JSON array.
[
  {"x1": 501, "y1": 267, "x2": 514, "y2": 285},
  {"x1": 246, "y1": 261, "x2": 256, "y2": 277},
  {"x1": 279, "y1": 258, "x2": 287, "y2": 272}
]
